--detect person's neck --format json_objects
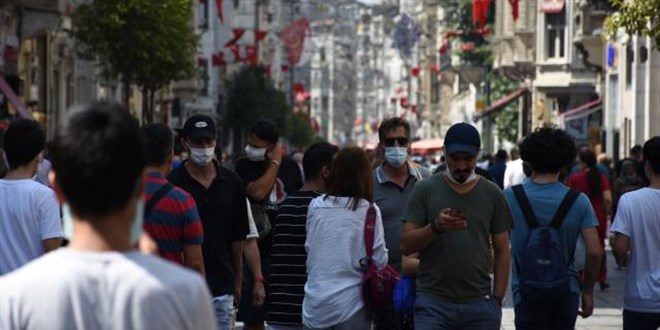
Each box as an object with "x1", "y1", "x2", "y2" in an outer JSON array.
[
  {"x1": 146, "y1": 165, "x2": 169, "y2": 176},
  {"x1": 67, "y1": 210, "x2": 134, "y2": 252},
  {"x1": 300, "y1": 179, "x2": 324, "y2": 192},
  {"x1": 4, "y1": 165, "x2": 36, "y2": 180},
  {"x1": 185, "y1": 159, "x2": 215, "y2": 177},
  {"x1": 383, "y1": 162, "x2": 409, "y2": 179},
  {"x1": 648, "y1": 176, "x2": 660, "y2": 189},
  {"x1": 531, "y1": 172, "x2": 559, "y2": 184}
]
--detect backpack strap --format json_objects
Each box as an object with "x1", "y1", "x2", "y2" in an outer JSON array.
[
  {"x1": 364, "y1": 204, "x2": 377, "y2": 259},
  {"x1": 144, "y1": 183, "x2": 175, "y2": 219},
  {"x1": 549, "y1": 189, "x2": 580, "y2": 229},
  {"x1": 512, "y1": 185, "x2": 540, "y2": 229}
]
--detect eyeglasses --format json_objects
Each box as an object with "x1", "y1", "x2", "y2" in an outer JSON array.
[{"x1": 383, "y1": 137, "x2": 410, "y2": 147}]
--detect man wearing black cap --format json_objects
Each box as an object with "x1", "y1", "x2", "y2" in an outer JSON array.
[
  {"x1": 401, "y1": 122, "x2": 514, "y2": 329},
  {"x1": 168, "y1": 114, "x2": 249, "y2": 329}
]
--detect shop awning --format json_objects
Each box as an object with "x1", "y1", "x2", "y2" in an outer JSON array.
[
  {"x1": 540, "y1": 0, "x2": 565, "y2": 13},
  {"x1": 474, "y1": 86, "x2": 529, "y2": 122},
  {"x1": 561, "y1": 99, "x2": 602, "y2": 122},
  {"x1": 0, "y1": 74, "x2": 30, "y2": 119},
  {"x1": 412, "y1": 138, "x2": 444, "y2": 154}
]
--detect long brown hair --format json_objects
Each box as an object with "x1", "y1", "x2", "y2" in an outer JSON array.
[
  {"x1": 580, "y1": 149, "x2": 601, "y2": 196},
  {"x1": 325, "y1": 145, "x2": 373, "y2": 211}
]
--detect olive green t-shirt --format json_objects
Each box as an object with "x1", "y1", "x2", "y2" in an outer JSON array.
[{"x1": 403, "y1": 174, "x2": 514, "y2": 302}]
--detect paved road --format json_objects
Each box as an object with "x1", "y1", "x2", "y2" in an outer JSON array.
[{"x1": 501, "y1": 244, "x2": 626, "y2": 329}]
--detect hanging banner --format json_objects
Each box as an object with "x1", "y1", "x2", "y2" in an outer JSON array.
[
  {"x1": 508, "y1": 0, "x2": 519, "y2": 21},
  {"x1": 280, "y1": 18, "x2": 309, "y2": 64},
  {"x1": 215, "y1": 0, "x2": 223, "y2": 23},
  {"x1": 392, "y1": 13, "x2": 422, "y2": 58},
  {"x1": 472, "y1": 0, "x2": 491, "y2": 28}
]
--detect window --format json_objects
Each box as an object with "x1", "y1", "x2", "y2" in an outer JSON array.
[
  {"x1": 545, "y1": 11, "x2": 566, "y2": 60},
  {"x1": 197, "y1": 1, "x2": 209, "y2": 30},
  {"x1": 625, "y1": 45, "x2": 633, "y2": 88}
]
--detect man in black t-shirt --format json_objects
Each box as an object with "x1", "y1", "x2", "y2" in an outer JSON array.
[{"x1": 234, "y1": 119, "x2": 303, "y2": 330}]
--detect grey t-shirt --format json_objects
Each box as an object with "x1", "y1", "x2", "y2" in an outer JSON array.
[
  {"x1": 403, "y1": 175, "x2": 514, "y2": 302},
  {"x1": 0, "y1": 249, "x2": 215, "y2": 330}
]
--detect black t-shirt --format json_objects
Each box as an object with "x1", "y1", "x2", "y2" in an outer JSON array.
[
  {"x1": 235, "y1": 155, "x2": 303, "y2": 258},
  {"x1": 168, "y1": 161, "x2": 249, "y2": 297}
]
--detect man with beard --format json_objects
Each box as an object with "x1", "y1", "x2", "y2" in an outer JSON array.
[{"x1": 401, "y1": 123, "x2": 514, "y2": 330}]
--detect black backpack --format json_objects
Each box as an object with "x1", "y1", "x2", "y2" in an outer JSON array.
[{"x1": 512, "y1": 185, "x2": 580, "y2": 306}]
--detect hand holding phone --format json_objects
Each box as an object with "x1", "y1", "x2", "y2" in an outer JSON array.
[{"x1": 435, "y1": 207, "x2": 468, "y2": 233}]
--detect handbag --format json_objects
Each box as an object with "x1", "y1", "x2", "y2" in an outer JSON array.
[
  {"x1": 393, "y1": 275, "x2": 416, "y2": 315},
  {"x1": 361, "y1": 204, "x2": 400, "y2": 319},
  {"x1": 249, "y1": 202, "x2": 272, "y2": 239}
]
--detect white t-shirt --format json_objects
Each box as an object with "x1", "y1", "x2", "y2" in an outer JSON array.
[
  {"x1": 0, "y1": 179, "x2": 62, "y2": 275},
  {"x1": 246, "y1": 198, "x2": 259, "y2": 239},
  {"x1": 503, "y1": 159, "x2": 526, "y2": 189},
  {"x1": 303, "y1": 196, "x2": 388, "y2": 329},
  {"x1": 610, "y1": 187, "x2": 660, "y2": 313},
  {"x1": 0, "y1": 249, "x2": 216, "y2": 330}
]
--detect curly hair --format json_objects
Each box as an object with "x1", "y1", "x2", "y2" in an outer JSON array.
[{"x1": 519, "y1": 127, "x2": 576, "y2": 174}]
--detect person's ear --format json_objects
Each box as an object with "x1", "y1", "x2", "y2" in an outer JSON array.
[
  {"x1": 48, "y1": 171, "x2": 67, "y2": 204},
  {"x1": 322, "y1": 165, "x2": 330, "y2": 179}
]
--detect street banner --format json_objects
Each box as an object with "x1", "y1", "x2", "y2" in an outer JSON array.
[{"x1": 280, "y1": 18, "x2": 309, "y2": 64}]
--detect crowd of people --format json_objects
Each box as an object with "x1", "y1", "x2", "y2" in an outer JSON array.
[{"x1": 0, "y1": 101, "x2": 659, "y2": 330}]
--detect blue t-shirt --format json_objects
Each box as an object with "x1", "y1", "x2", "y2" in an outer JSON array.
[{"x1": 504, "y1": 179, "x2": 599, "y2": 306}]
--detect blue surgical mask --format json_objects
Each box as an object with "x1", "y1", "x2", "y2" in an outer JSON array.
[
  {"x1": 61, "y1": 199, "x2": 144, "y2": 246},
  {"x1": 384, "y1": 147, "x2": 408, "y2": 168}
]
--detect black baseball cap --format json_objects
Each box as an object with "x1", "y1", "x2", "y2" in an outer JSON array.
[
  {"x1": 444, "y1": 122, "x2": 481, "y2": 156},
  {"x1": 183, "y1": 114, "x2": 216, "y2": 140}
]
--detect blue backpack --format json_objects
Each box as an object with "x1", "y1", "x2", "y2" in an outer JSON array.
[{"x1": 512, "y1": 185, "x2": 580, "y2": 305}]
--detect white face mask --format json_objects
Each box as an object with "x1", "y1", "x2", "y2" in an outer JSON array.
[
  {"x1": 245, "y1": 145, "x2": 267, "y2": 162},
  {"x1": 189, "y1": 147, "x2": 215, "y2": 166},
  {"x1": 62, "y1": 199, "x2": 144, "y2": 246},
  {"x1": 444, "y1": 152, "x2": 478, "y2": 185},
  {"x1": 384, "y1": 147, "x2": 408, "y2": 168}
]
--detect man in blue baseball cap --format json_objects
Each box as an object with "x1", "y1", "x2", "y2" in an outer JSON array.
[{"x1": 401, "y1": 122, "x2": 514, "y2": 329}]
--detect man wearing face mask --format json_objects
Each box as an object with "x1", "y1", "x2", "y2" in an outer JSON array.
[
  {"x1": 0, "y1": 103, "x2": 215, "y2": 329},
  {"x1": 169, "y1": 114, "x2": 249, "y2": 329},
  {"x1": 234, "y1": 119, "x2": 303, "y2": 330},
  {"x1": 0, "y1": 119, "x2": 62, "y2": 275},
  {"x1": 401, "y1": 122, "x2": 514, "y2": 330}
]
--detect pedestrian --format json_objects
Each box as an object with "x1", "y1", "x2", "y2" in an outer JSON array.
[
  {"x1": 373, "y1": 117, "x2": 430, "y2": 328},
  {"x1": 504, "y1": 147, "x2": 527, "y2": 189},
  {"x1": 567, "y1": 149, "x2": 613, "y2": 290},
  {"x1": 401, "y1": 122, "x2": 513, "y2": 329},
  {"x1": 0, "y1": 119, "x2": 62, "y2": 275},
  {"x1": 243, "y1": 197, "x2": 266, "y2": 309},
  {"x1": 0, "y1": 102, "x2": 215, "y2": 329},
  {"x1": 612, "y1": 160, "x2": 643, "y2": 207},
  {"x1": 611, "y1": 136, "x2": 660, "y2": 330},
  {"x1": 267, "y1": 142, "x2": 339, "y2": 330},
  {"x1": 489, "y1": 149, "x2": 508, "y2": 189},
  {"x1": 234, "y1": 118, "x2": 303, "y2": 330},
  {"x1": 303, "y1": 146, "x2": 387, "y2": 330},
  {"x1": 505, "y1": 127, "x2": 603, "y2": 329},
  {"x1": 141, "y1": 123, "x2": 204, "y2": 273},
  {"x1": 168, "y1": 114, "x2": 250, "y2": 329}
]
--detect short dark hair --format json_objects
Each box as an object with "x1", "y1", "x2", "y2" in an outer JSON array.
[
  {"x1": 630, "y1": 144, "x2": 642, "y2": 155},
  {"x1": 519, "y1": 127, "x2": 576, "y2": 174},
  {"x1": 643, "y1": 136, "x2": 660, "y2": 175},
  {"x1": 50, "y1": 102, "x2": 146, "y2": 218},
  {"x1": 249, "y1": 119, "x2": 279, "y2": 144},
  {"x1": 142, "y1": 123, "x2": 174, "y2": 167},
  {"x1": 2, "y1": 119, "x2": 45, "y2": 169},
  {"x1": 495, "y1": 149, "x2": 507, "y2": 161},
  {"x1": 303, "y1": 142, "x2": 339, "y2": 180},
  {"x1": 378, "y1": 117, "x2": 410, "y2": 142},
  {"x1": 325, "y1": 146, "x2": 373, "y2": 211}
]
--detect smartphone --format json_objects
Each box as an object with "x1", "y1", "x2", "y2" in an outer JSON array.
[{"x1": 449, "y1": 207, "x2": 467, "y2": 220}]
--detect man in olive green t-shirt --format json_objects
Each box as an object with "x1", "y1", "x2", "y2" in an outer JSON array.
[{"x1": 401, "y1": 123, "x2": 514, "y2": 330}]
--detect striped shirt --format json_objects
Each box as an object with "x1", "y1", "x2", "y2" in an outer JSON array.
[
  {"x1": 143, "y1": 171, "x2": 204, "y2": 265},
  {"x1": 267, "y1": 190, "x2": 320, "y2": 326}
]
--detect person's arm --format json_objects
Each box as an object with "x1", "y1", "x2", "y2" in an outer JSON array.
[
  {"x1": 232, "y1": 240, "x2": 245, "y2": 304},
  {"x1": 612, "y1": 233, "x2": 630, "y2": 268},
  {"x1": 401, "y1": 208, "x2": 466, "y2": 256},
  {"x1": 183, "y1": 244, "x2": 205, "y2": 275},
  {"x1": 42, "y1": 237, "x2": 62, "y2": 252},
  {"x1": 491, "y1": 231, "x2": 510, "y2": 304},
  {"x1": 244, "y1": 145, "x2": 283, "y2": 201},
  {"x1": 401, "y1": 253, "x2": 419, "y2": 275},
  {"x1": 603, "y1": 190, "x2": 613, "y2": 218},
  {"x1": 578, "y1": 226, "x2": 603, "y2": 318},
  {"x1": 243, "y1": 238, "x2": 265, "y2": 306}
]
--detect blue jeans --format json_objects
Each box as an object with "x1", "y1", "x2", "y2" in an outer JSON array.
[
  {"x1": 414, "y1": 293, "x2": 501, "y2": 330},
  {"x1": 514, "y1": 293, "x2": 579, "y2": 330},
  {"x1": 211, "y1": 295, "x2": 234, "y2": 330},
  {"x1": 623, "y1": 309, "x2": 660, "y2": 330}
]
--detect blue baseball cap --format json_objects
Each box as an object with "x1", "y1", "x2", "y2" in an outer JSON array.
[{"x1": 444, "y1": 123, "x2": 481, "y2": 156}]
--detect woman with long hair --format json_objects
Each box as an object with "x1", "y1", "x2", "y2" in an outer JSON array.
[
  {"x1": 302, "y1": 146, "x2": 388, "y2": 330},
  {"x1": 567, "y1": 149, "x2": 613, "y2": 290},
  {"x1": 612, "y1": 160, "x2": 643, "y2": 211}
]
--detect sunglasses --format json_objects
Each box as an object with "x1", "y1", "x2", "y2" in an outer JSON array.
[{"x1": 383, "y1": 137, "x2": 410, "y2": 147}]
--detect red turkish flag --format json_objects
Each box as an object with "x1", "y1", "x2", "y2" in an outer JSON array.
[
  {"x1": 508, "y1": 0, "x2": 519, "y2": 21},
  {"x1": 255, "y1": 30, "x2": 267, "y2": 42},
  {"x1": 411, "y1": 67, "x2": 421, "y2": 77},
  {"x1": 245, "y1": 45, "x2": 258, "y2": 66},
  {"x1": 280, "y1": 18, "x2": 309, "y2": 64},
  {"x1": 212, "y1": 52, "x2": 227, "y2": 66},
  {"x1": 228, "y1": 44, "x2": 241, "y2": 62},
  {"x1": 472, "y1": 0, "x2": 491, "y2": 28},
  {"x1": 224, "y1": 28, "x2": 245, "y2": 47},
  {"x1": 215, "y1": 0, "x2": 223, "y2": 23}
]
